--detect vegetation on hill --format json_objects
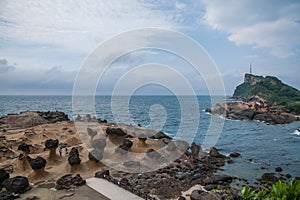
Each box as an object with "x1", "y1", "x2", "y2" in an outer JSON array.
[{"x1": 233, "y1": 75, "x2": 300, "y2": 114}]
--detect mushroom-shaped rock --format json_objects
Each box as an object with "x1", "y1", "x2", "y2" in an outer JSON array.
[
  {"x1": 55, "y1": 174, "x2": 86, "y2": 190},
  {"x1": 209, "y1": 147, "x2": 225, "y2": 158},
  {"x1": 17, "y1": 143, "x2": 30, "y2": 154},
  {"x1": 45, "y1": 139, "x2": 59, "y2": 161},
  {"x1": 0, "y1": 169, "x2": 9, "y2": 185},
  {"x1": 106, "y1": 127, "x2": 127, "y2": 136},
  {"x1": 45, "y1": 139, "x2": 59, "y2": 149},
  {"x1": 92, "y1": 139, "x2": 106, "y2": 150},
  {"x1": 137, "y1": 134, "x2": 148, "y2": 146},
  {"x1": 17, "y1": 153, "x2": 31, "y2": 172},
  {"x1": 68, "y1": 147, "x2": 81, "y2": 165},
  {"x1": 88, "y1": 149, "x2": 103, "y2": 162},
  {"x1": 87, "y1": 128, "x2": 97, "y2": 138},
  {"x1": 2, "y1": 176, "x2": 30, "y2": 194},
  {"x1": 28, "y1": 156, "x2": 47, "y2": 170}
]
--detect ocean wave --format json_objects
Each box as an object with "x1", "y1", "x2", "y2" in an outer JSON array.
[{"x1": 292, "y1": 129, "x2": 300, "y2": 136}]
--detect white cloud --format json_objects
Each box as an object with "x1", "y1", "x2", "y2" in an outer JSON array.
[
  {"x1": 202, "y1": 0, "x2": 300, "y2": 58},
  {"x1": 0, "y1": 59, "x2": 15, "y2": 73},
  {"x1": 0, "y1": 0, "x2": 177, "y2": 54}
]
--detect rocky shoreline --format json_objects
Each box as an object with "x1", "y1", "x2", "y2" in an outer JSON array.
[
  {"x1": 0, "y1": 111, "x2": 298, "y2": 199},
  {"x1": 206, "y1": 96, "x2": 300, "y2": 124}
]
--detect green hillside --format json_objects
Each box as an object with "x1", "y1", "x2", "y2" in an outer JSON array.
[{"x1": 233, "y1": 74, "x2": 300, "y2": 114}]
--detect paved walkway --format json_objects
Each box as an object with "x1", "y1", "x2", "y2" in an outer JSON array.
[{"x1": 86, "y1": 178, "x2": 143, "y2": 200}]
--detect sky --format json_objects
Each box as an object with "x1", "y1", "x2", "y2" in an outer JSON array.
[{"x1": 0, "y1": 0, "x2": 300, "y2": 95}]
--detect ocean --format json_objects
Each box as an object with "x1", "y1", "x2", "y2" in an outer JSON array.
[{"x1": 1, "y1": 95, "x2": 300, "y2": 183}]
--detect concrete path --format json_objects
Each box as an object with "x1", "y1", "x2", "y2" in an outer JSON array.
[{"x1": 86, "y1": 178, "x2": 143, "y2": 200}]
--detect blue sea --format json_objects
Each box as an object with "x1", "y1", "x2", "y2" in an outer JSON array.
[{"x1": 1, "y1": 95, "x2": 300, "y2": 183}]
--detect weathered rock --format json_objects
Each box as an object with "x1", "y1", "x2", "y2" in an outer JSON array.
[
  {"x1": 44, "y1": 139, "x2": 59, "y2": 149},
  {"x1": 150, "y1": 131, "x2": 172, "y2": 140},
  {"x1": 28, "y1": 156, "x2": 47, "y2": 170},
  {"x1": 119, "y1": 139, "x2": 133, "y2": 151},
  {"x1": 17, "y1": 143, "x2": 30, "y2": 154},
  {"x1": 95, "y1": 170, "x2": 110, "y2": 178},
  {"x1": 87, "y1": 128, "x2": 97, "y2": 138},
  {"x1": 88, "y1": 149, "x2": 103, "y2": 162},
  {"x1": 123, "y1": 161, "x2": 140, "y2": 168},
  {"x1": 106, "y1": 128, "x2": 127, "y2": 136},
  {"x1": 0, "y1": 168, "x2": 9, "y2": 185},
  {"x1": 214, "y1": 175, "x2": 233, "y2": 183},
  {"x1": 209, "y1": 147, "x2": 225, "y2": 158},
  {"x1": 2, "y1": 176, "x2": 30, "y2": 194},
  {"x1": 0, "y1": 111, "x2": 69, "y2": 129},
  {"x1": 257, "y1": 173, "x2": 279, "y2": 185},
  {"x1": 68, "y1": 147, "x2": 81, "y2": 165},
  {"x1": 55, "y1": 174, "x2": 85, "y2": 190},
  {"x1": 275, "y1": 167, "x2": 283, "y2": 172},
  {"x1": 229, "y1": 152, "x2": 241, "y2": 158},
  {"x1": 178, "y1": 196, "x2": 186, "y2": 200},
  {"x1": 146, "y1": 149, "x2": 161, "y2": 159},
  {"x1": 92, "y1": 139, "x2": 106, "y2": 149},
  {"x1": 190, "y1": 142, "x2": 201, "y2": 158},
  {"x1": 190, "y1": 190, "x2": 220, "y2": 200},
  {"x1": 0, "y1": 193, "x2": 16, "y2": 200}
]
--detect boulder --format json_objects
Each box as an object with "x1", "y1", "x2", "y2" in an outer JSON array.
[
  {"x1": 229, "y1": 152, "x2": 241, "y2": 158},
  {"x1": 209, "y1": 147, "x2": 225, "y2": 158},
  {"x1": 87, "y1": 128, "x2": 97, "y2": 138},
  {"x1": 44, "y1": 139, "x2": 59, "y2": 149},
  {"x1": 190, "y1": 190, "x2": 220, "y2": 200},
  {"x1": 55, "y1": 174, "x2": 85, "y2": 190},
  {"x1": 17, "y1": 143, "x2": 30, "y2": 154},
  {"x1": 28, "y1": 156, "x2": 47, "y2": 170},
  {"x1": 275, "y1": 167, "x2": 283, "y2": 172},
  {"x1": 88, "y1": 149, "x2": 103, "y2": 162},
  {"x1": 92, "y1": 139, "x2": 106, "y2": 149},
  {"x1": 150, "y1": 131, "x2": 172, "y2": 140},
  {"x1": 95, "y1": 170, "x2": 110, "y2": 178},
  {"x1": 119, "y1": 139, "x2": 133, "y2": 151},
  {"x1": 68, "y1": 148, "x2": 81, "y2": 165},
  {"x1": 106, "y1": 128, "x2": 127, "y2": 136},
  {"x1": 0, "y1": 168, "x2": 9, "y2": 185},
  {"x1": 257, "y1": 173, "x2": 279, "y2": 185},
  {"x1": 2, "y1": 176, "x2": 30, "y2": 194},
  {"x1": 146, "y1": 149, "x2": 161, "y2": 159}
]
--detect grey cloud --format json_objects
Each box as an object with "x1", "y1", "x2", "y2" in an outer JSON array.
[{"x1": 0, "y1": 59, "x2": 15, "y2": 73}]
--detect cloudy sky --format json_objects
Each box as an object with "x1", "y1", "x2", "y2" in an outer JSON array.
[{"x1": 0, "y1": 0, "x2": 299, "y2": 95}]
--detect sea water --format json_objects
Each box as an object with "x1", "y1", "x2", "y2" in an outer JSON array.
[{"x1": 1, "y1": 95, "x2": 299, "y2": 183}]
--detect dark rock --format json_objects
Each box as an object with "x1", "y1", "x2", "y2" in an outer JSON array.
[
  {"x1": 119, "y1": 178, "x2": 129, "y2": 185},
  {"x1": 257, "y1": 173, "x2": 278, "y2": 185},
  {"x1": 214, "y1": 175, "x2": 233, "y2": 183},
  {"x1": 44, "y1": 139, "x2": 59, "y2": 149},
  {"x1": 190, "y1": 142, "x2": 201, "y2": 158},
  {"x1": 28, "y1": 156, "x2": 47, "y2": 170},
  {"x1": 68, "y1": 147, "x2": 81, "y2": 165},
  {"x1": 0, "y1": 193, "x2": 15, "y2": 200},
  {"x1": 286, "y1": 174, "x2": 292, "y2": 178},
  {"x1": 190, "y1": 190, "x2": 220, "y2": 200},
  {"x1": 150, "y1": 131, "x2": 172, "y2": 140},
  {"x1": 88, "y1": 149, "x2": 103, "y2": 162},
  {"x1": 92, "y1": 139, "x2": 106, "y2": 149},
  {"x1": 209, "y1": 147, "x2": 225, "y2": 158},
  {"x1": 0, "y1": 168, "x2": 9, "y2": 185},
  {"x1": 95, "y1": 170, "x2": 110, "y2": 178},
  {"x1": 275, "y1": 167, "x2": 283, "y2": 172},
  {"x1": 106, "y1": 128, "x2": 127, "y2": 136},
  {"x1": 37, "y1": 111, "x2": 69, "y2": 123},
  {"x1": 87, "y1": 128, "x2": 97, "y2": 138},
  {"x1": 120, "y1": 139, "x2": 133, "y2": 150},
  {"x1": 2, "y1": 176, "x2": 30, "y2": 194},
  {"x1": 55, "y1": 174, "x2": 85, "y2": 190},
  {"x1": 17, "y1": 143, "x2": 30, "y2": 154},
  {"x1": 178, "y1": 196, "x2": 186, "y2": 200},
  {"x1": 146, "y1": 149, "x2": 161, "y2": 159},
  {"x1": 25, "y1": 196, "x2": 40, "y2": 200},
  {"x1": 204, "y1": 184, "x2": 218, "y2": 191},
  {"x1": 229, "y1": 152, "x2": 241, "y2": 158}
]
